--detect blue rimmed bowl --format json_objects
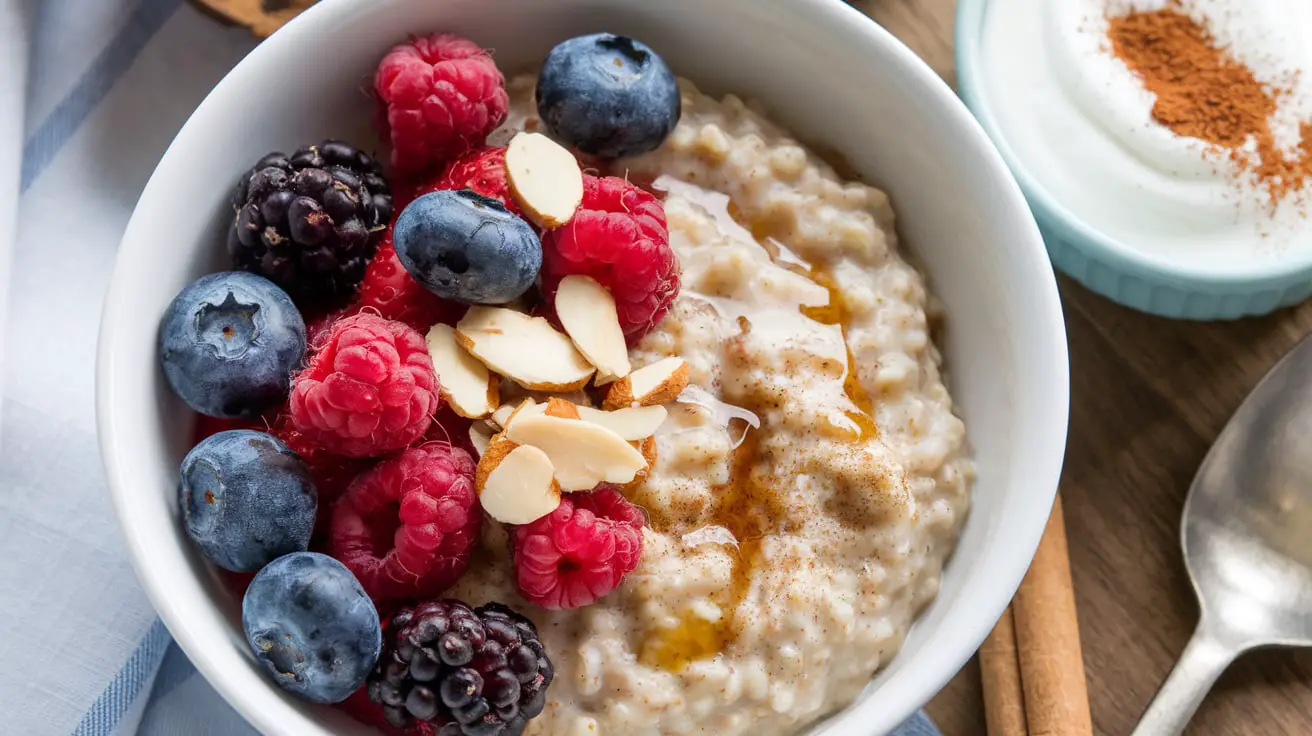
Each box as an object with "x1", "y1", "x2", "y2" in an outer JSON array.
[{"x1": 955, "y1": 0, "x2": 1312, "y2": 319}]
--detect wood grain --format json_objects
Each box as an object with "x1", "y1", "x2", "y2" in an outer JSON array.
[
  {"x1": 853, "y1": 1, "x2": 1312, "y2": 733},
  {"x1": 191, "y1": 0, "x2": 317, "y2": 37}
]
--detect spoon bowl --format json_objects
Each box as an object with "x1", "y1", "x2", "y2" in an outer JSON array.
[{"x1": 1134, "y1": 335, "x2": 1312, "y2": 734}]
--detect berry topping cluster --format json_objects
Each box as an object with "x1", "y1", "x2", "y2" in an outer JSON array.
[{"x1": 157, "y1": 27, "x2": 688, "y2": 734}]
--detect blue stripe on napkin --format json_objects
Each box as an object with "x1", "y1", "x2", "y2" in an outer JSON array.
[
  {"x1": 21, "y1": 0, "x2": 184, "y2": 194},
  {"x1": 71, "y1": 620, "x2": 170, "y2": 736}
]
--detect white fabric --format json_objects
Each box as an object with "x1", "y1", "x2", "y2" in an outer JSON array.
[{"x1": 3, "y1": 0, "x2": 256, "y2": 732}]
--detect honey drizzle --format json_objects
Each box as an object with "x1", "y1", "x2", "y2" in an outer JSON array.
[
  {"x1": 639, "y1": 181, "x2": 880, "y2": 671},
  {"x1": 800, "y1": 271, "x2": 879, "y2": 441},
  {"x1": 643, "y1": 426, "x2": 767, "y2": 671}
]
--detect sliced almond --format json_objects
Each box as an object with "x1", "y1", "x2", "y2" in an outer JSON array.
[
  {"x1": 427, "y1": 323, "x2": 498, "y2": 418},
  {"x1": 475, "y1": 433, "x2": 518, "y2": 491},
  {"x1": 478, "y1": 444, "x2": 562, "y2": 524},
  {"x1": 638, "y1": 436, "x2": 658, "y2": 467},
  {"x1": 545, "y1": 397, "x2": 581, "y2": 419},
  {"x1": 490, "y1": 403, "x2": 517, "y2": 430},
  {"x1": 627, "y1": 436, "x2": 659, "y2": 487},
  {"x1": 555, "y1": 275, "x2": 631, "y2": 380},
  {"x1": 468, "y1": 422, "x2": 495, "y2": 458},
  {"x1": 457, "y1": 307, "x2": 595, "y2": 392},
  {"x1": 505, "y1": 132, "x2": 584, "y2": 229},
  {"x1": 576, "y1": 405, "x2": 667, "y2": 441},
  {"x1": 602, "y1": 357, "x2": 690, "y2": 410},
  {"x1": 491, "y1": 398, "x2": 541, "y2": 429},
  {"x1": 505, "y1": 399, "x2": 547, "y2": 430},
  {"x1": 505, "y1": 413, "x2": 648, "y2": 491}
]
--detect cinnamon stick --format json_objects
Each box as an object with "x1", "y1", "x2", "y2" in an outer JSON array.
[
  {"x1": 980, "y1": 607, "x2": 1027, "y2": 735},
  {"x1": 1010, "y1": 494, "x2": 1093, "y2": 736}
]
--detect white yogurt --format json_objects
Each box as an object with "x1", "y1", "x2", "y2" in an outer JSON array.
[{"x1": 980, "y1": 0, "x2": 1312, "y2": 269}]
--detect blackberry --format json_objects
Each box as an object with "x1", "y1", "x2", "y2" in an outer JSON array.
[
  {"x1": 228, "y1": 140, "x2": 393, "y2": 305},
  {"x1": 368, "y1": 600, "x2": 554, "y2": 736}
]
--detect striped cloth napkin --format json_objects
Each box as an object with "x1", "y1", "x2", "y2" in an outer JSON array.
[{"x1": 0, "y1": 0, "x2": 946, "y2": 733}]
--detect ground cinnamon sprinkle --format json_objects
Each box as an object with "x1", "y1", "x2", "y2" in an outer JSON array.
[{"x1": 1107, "y1": 3, "x2": 1312, "y2": 204}]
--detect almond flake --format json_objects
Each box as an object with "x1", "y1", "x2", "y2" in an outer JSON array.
[
  {"x1": 555, "y1": 275, "x2": 631, "y2": 380},
  {"x1": 492, "y1": 398, "x2": 542, "y2": 428},
  {"x1": 504, "y1": 413, "x2": 648, "y2": 491},
  {"x1": 490, "y1": 403, "x2": 517, "y2": 429},
  {"x1": 478, "y1": 443, "x2": 561, "y2": 524},
  {"x1": 602, "y1": 357, "x2": 690, "y2": 410},
  {"x1": 627, "y1": 436, "x2": 658, "y2": 487},
  {"x1": 505, "y1": 399, "x2": 547, "y2": 430},
  {"x1": 576, "y1": 405, "x2": 667, "y2": 441},
  {"x1": 475, "y1": 433, "x2": 518, "y2": 491},
  {"x1": 468, "y1": 422, "x2": 495, "y2": 458},
  {"x1": 427, "y1": 323, "x2": 498, "y2": 418},
  {"x1": 544, "y1": 397, "x2": 580, "y2": 419},
  {"x1": 457, "y1": 307, "x2": 595, "y2": 392},
  {"x1": 506, "y1": 132, "x2": 584, "y2": 229}
]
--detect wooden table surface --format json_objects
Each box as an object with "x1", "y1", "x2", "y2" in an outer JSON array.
[{"x1": 850, "y1": 1, "x2": 1312, "y2": 734}]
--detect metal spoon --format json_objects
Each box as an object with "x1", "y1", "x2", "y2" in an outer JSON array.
[{"x1": 1133, "y1": 335, "x2": 1312, "y2": 735}]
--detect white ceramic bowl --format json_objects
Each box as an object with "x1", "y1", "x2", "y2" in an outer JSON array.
[{"x1": 96, "y1": 1, "x2": 1070, "y2": 734}]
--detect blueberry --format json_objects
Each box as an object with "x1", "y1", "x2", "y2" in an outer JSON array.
[
  {"x1": 179, "y1": 430, "x2": 316, "y2": 572},
  {"x1": 536, "y1": 33, "x2": 681, "y2": 159},
  {"x1": 159, "y1": 272, "x2": 306, "y2": 418},
  {"x1": 393, "y1": 190, "x2": 542, "y2": 305},
  {"x1": 242, "y1": 552, "x2": 382, "y2": 704}
]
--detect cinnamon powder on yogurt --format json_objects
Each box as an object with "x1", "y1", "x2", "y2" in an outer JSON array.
[{"x1": 1107, "y1": 3, "x2": 1312, "y2": 204}]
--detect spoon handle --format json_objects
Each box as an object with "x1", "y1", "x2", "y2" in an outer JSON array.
[{"x1": 1131, "y1": 619, "x2": 1240, "y2": 736}]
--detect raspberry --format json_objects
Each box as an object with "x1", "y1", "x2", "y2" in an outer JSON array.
[
  {"x1": 374, "y1": 34, "x2": 509, "y2": 176},
  {"x1": 351, "y1": 231, "x2": 466, "y2": 333},
  {"x1": 541, "y1": 175, "x2": 679, "y2": 344},
  {"x1": 290, "y1": 313, "x2": 438, "y2": 458},
  {"x1": 269, "y1": 413, "x2": 369, "y2": 506},
  {"x1": 219, "y1": 569, "x2": 257, "y2": 599},
  {"x1": 331, "y1": 444, "x2": 481, "y2": 602},
  {"x1": 305, "y1": 307, "x2": 350, "y2": 352},
  {"x1": 427, "y1": 146, "x2": 521, "y2": 216},
  {"x1": 510, "y1": 488, "x2": 645, "y2": 610}
]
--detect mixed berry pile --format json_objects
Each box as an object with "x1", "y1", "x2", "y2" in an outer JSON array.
[{"x1": 158, "y1": 30, "x2": 687, "y2": 735}]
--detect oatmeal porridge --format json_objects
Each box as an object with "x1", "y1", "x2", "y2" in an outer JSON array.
[{"x1": 453, "y1": 75, "x2": 974, "y2": 736}]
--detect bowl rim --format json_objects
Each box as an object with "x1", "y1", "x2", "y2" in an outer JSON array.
[
  {"x1": 98, "y1": 1, "x2": 1070, "y2": 734},
  {"x1": 955, "y1": 0, "x2": 1312, "y2": 292}
]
